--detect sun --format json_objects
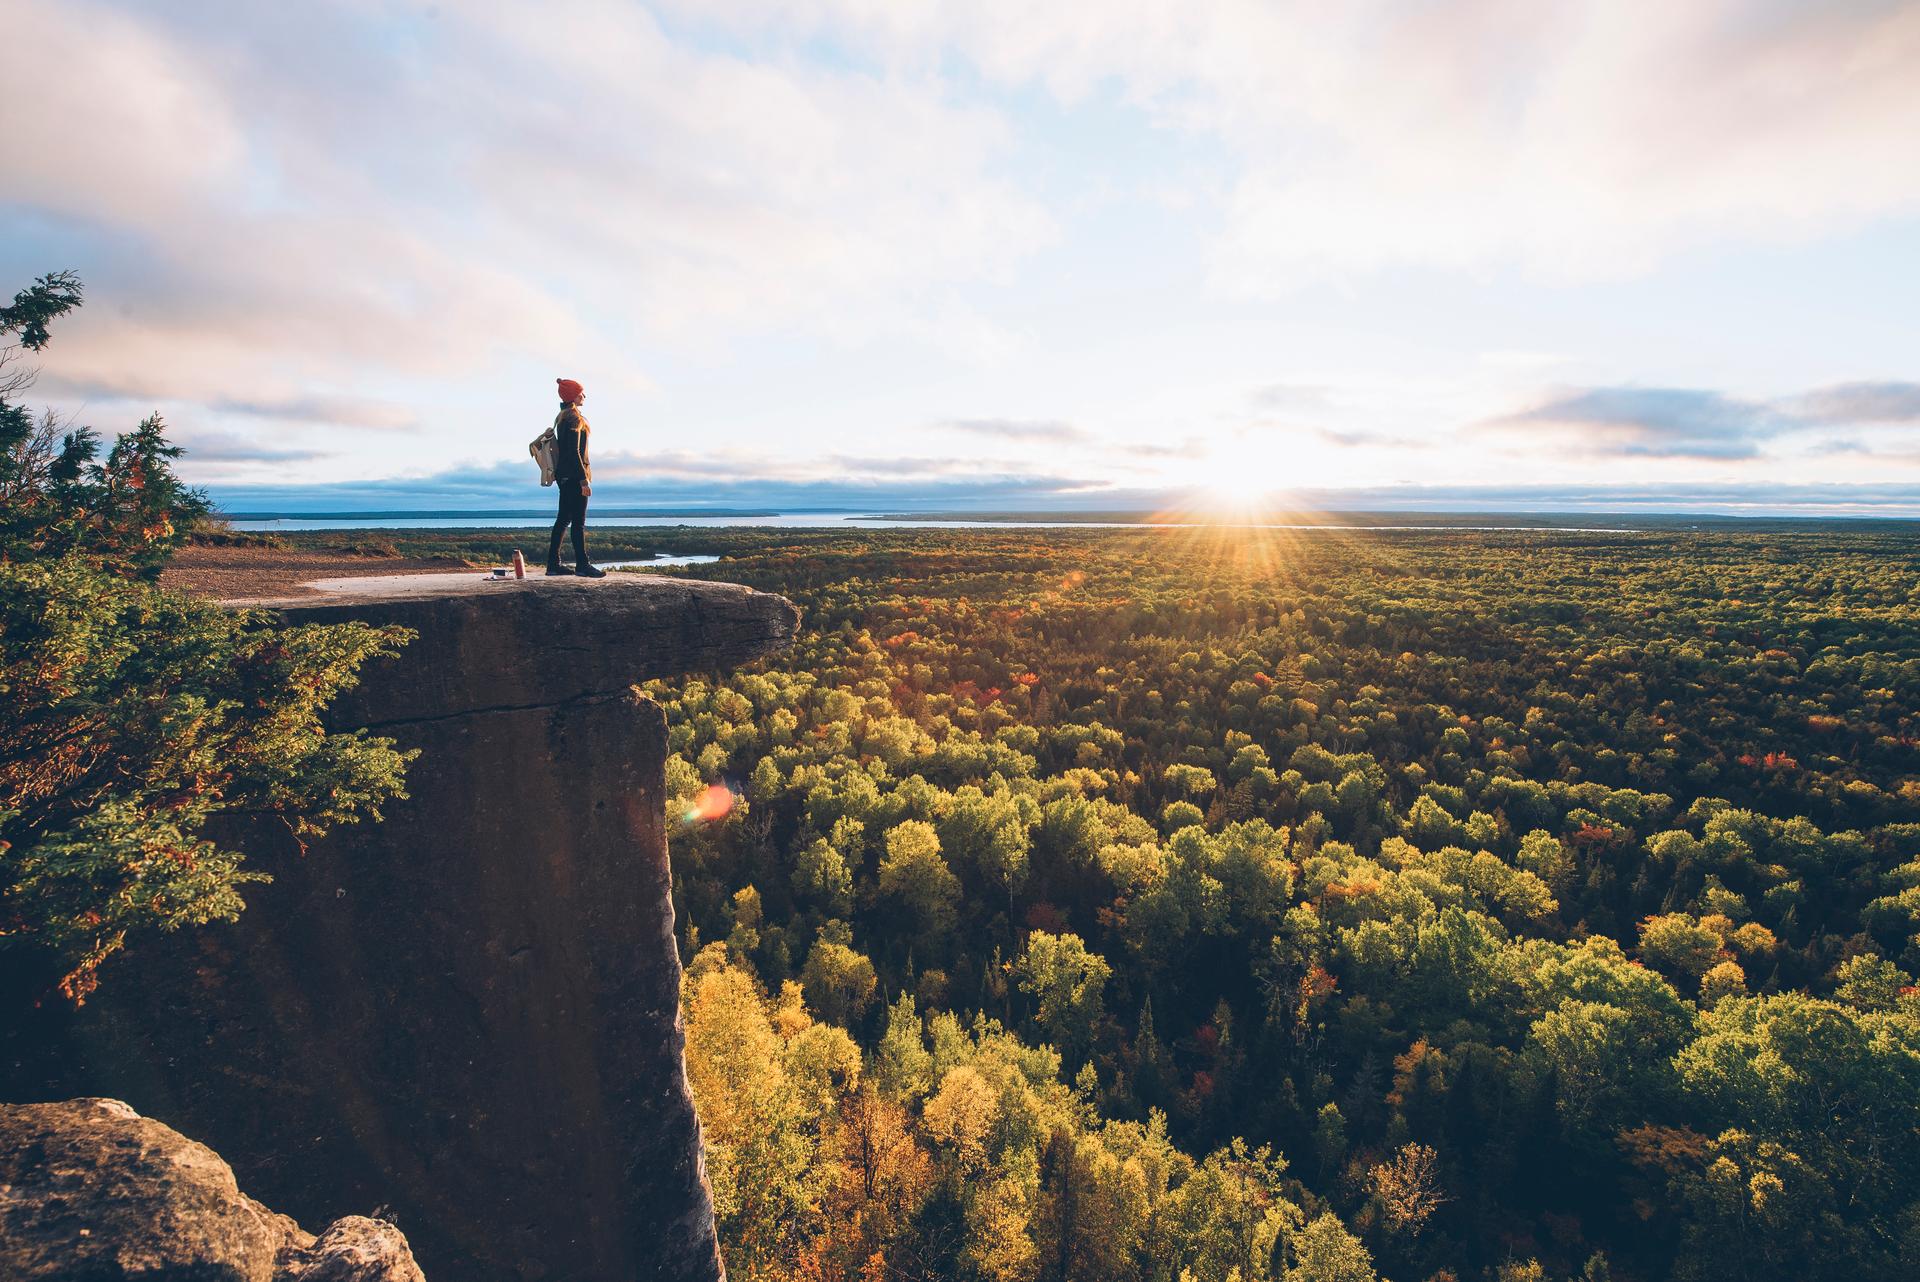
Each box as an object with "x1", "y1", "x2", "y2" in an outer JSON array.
[
  {"x1": 1190, "y1": 449, "x2": 1291, "y2": 523},
  {"x1": 1203, "y1": 467, "x2": 1281, "y2": 513},
  {"x1": 1186, "y1": 432, "x2": 1359, "y2": 522}
]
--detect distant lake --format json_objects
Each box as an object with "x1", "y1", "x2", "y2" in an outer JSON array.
[{"x1": 601, "y1": 554, "x2": 721, "y2": 569}]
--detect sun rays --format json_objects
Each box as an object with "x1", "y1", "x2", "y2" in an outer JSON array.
[{"x1": 1123, "y1": 498, "x2": 1397, "y2": 586}]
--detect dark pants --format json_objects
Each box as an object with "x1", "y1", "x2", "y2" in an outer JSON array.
[{"x1": 549, "y1": 480, "x2": 588, "y2": 567}]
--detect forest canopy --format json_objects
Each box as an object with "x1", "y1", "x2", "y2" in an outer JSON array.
[{"x1": 583, "y1": 518, "x2": 1920, "y2": 1282}]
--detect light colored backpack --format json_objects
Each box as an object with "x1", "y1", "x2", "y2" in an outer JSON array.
[{"x1": 529, "y1": 425, "x2": 557, "y2": 486}]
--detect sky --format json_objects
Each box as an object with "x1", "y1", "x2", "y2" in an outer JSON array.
[{"x1": 5, "y1": 0, "x2": 1920, "y2": 515}]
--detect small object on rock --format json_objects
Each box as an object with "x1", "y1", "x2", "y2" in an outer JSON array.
[
  {"x1": 511, "y1": 549, "x2": 526, "y2": 579},
  {"x1": 0, "y1": 1098, "x2": 427, "y2": 1281}
]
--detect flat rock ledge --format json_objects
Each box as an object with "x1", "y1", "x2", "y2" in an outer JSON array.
[
  {"x1": 0, "y1": 1098, "x2": 426, "y2": 1281},
  {"x1": 243, "y1": 571, "x2": 801, "y2": 727}
]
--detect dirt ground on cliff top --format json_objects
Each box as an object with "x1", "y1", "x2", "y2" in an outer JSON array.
[{"x1": 161, "y1": 544, "x2": 471, "y2": 601}]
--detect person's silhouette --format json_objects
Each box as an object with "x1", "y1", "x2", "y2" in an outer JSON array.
[{"x1": 547, "y1": 378, "x2": 603, "y2": 578}]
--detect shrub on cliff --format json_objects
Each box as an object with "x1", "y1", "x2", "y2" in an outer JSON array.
[
  {"x1": 0, "y1": 273, "x2": 415, "y2": 1000},
  {"x1": 1, "y1": 273, "x2": 207, "y2": 576}
]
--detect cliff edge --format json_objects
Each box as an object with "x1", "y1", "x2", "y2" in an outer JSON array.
[{"x1": 3, "y1": 573, "x2": 800, "y2": 1282}]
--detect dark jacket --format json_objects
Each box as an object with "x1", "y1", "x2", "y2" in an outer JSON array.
[{"x1": 554, "y1": 407, "x2": 591, "y2": 484}]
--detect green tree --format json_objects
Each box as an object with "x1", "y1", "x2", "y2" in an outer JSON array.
[
  {"x1": 1036, "y1": 1127, "x2": 1150, "y2": 1282},
  {"x1": 801, "y1": 936, "x2": 879, "y2": 1027},
  {"x1": 1639, "y1": 912, "x2": 1728, "y2": 986},
  {"x1": 3, "y1": 274, "x2": 206, "y2": 575},
  {"x1": 1284, "y1": 1213, "x2": 1376, "y2": 1282},
  {"x1": 0, "y1": 274, "x2": 413, "y2": 1001},
  {"x1": 791, "y1": 835, "x2": 854, "y2": 917},
  {"x1": 1154, "y1": 1140, "x2": 1297, "y2": 1281},
  {"x1": 1016, "y1": 931, "x2": 1112, "y2": 1059},
  {"x1": 938, "y1": 783, "x2": 1034, "y2": 896},
  {"x1": 683, "y1": 949, "x2": 832, "y2": 1278},
  {"x1": 1528, "y1": 999, "x2": 1643, "y2": 1131},
  {"x1": 35, "y1": 414, "x2": 211, "y2": 578},
  {"x1": 878, "y1": 819, "x2": 961, "y2": 941},
  {"x1": 0, "y1": 556, "x2": 415, "y2": 1000},
  {"x1": 876, "y1": 990, "x2": 935, "y2": 1101},
  {"x1": 1163, "y1": 763, "x2": 1218, "y2": 801},
  {"x1": 0, "y1": 272, "x2": 86, "y2": 556}
]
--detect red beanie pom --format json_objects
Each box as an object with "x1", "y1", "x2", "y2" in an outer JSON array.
[{"x1": 556, "y1": 378, "x2": 584, "y2": 403}]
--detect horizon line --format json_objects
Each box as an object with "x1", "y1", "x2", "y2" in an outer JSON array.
[{"x1": 212, "y1": 505, "x2": 1920, "y2": 525}]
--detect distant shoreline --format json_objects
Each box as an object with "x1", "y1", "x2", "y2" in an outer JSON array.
[
  {"x1": 213, "y1": 509, "x2": 1920, "y2": 538},
  {"x1": 217, "y1": 507, "x2": 797, "y2": 521},
  {"x1": 217, "y1": 507, "x2": 1920, "y2": 528},
  {"x1": 865, "y1": 509, "x2": 1920, "y2": 527}
]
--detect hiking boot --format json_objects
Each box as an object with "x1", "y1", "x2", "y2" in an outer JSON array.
[
  {"x1": 545, "y1": 563, "x2": 576, "y2": 576},
  {"x1": 576, "y1": 563, "x2": 607, "y2": 579}
]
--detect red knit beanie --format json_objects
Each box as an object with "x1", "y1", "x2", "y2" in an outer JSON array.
[{"x1": 556, "y1": 378, "x2": 584, "y2": 404}]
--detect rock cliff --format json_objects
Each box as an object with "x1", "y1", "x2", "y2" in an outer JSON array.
[{"x1": 1, "y1": 574, "x2": 800, "y2": 1282}]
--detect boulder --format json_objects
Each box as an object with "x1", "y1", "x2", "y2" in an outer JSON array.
[
  {"x1": 0, "y1": 1098, "x2": 424, "y2": 1281},
  {"x1": 283, "y1": 1217, "x2": 426, "y2": 1282}
]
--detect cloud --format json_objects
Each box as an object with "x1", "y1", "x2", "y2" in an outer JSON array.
[
  {"x1": 45, "y1": 382, "x2": 418, "y2": 432},
  {"x1": 205, "y1": 396, "x2": 413, "y2": 431},
  {"x1": 1206, "y1": 1, "x2": 1920, "y2": 286},
  {"x1": 674, "y1": 0, "x2": 1920, "y2": 288},
  {"x1": 943, "y1": 418, "x2": 1091, "y2": 443},
  {"x1": 1121, "y1": 438, "x2": 1202, "y2": 459},
  {"x1": 1248, "y1": 384, "x2": 1331, "y2": 413},
  {"x1": 174, "y1": 430, "x2": 332, "y2": 464},
  {"x1": 1482, "y1": 378, "x2": 1920, "y2": 461},
  {"x1": 1481, "y1": 388, "x2": 1792, "y2": 459},
  {"x1": 208, "y1": 467, "x2": 1162, "y2": 516},
  {"x1": 7, "y1": 0, "x2": 1918, "y2": 510},
  {"x1": 1807, "y1": 437, "x2": 1920, "y2": 467},
  {"x1": 1274, "y1": 480, "x2": 1920, "y2": 518},
  {"x1": 299, "y1": 445, "x2": 1143, "y2": 497},
  {"x1": 1310, "y1": 427, "x2": 1435, "y2": 451},
  {"x1": 939, "y1": 420, "x2": 1204, "y2": 464},
  {"x1": 1, "y1": 0, "x2": 1051, "y2": 406},
  {"x1": 1787, "y1": 382, "x2": 1920, "y2": 424},
  {"x1": 581, "y1": 446, "x2": 1112, "y2": 484}
]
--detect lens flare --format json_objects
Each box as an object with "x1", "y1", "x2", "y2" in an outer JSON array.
[{"x1": 682, "y1": 782, "x2": 735, "y2": 826}]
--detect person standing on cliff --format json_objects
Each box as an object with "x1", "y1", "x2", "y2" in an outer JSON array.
[{"x1": 547, "y1": 378, "x2": 605, "y2": 578}]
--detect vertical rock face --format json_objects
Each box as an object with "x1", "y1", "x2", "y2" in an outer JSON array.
[{"x1": 2, "y1": 576, "x2": 799, "y2": 1282}]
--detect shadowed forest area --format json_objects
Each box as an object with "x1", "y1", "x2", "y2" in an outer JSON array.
[{"x1": 342, "y1": 522, "x2": 1920, "y2": 1282}]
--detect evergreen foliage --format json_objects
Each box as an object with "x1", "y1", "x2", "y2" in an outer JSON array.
[{"x1": 0, "y1": 276, "x2": 415, "y2": 1000}]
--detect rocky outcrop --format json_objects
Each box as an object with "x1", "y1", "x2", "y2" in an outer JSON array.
[
  {"x1": 0, "y1": 1097, "x2": 425, "y2": 1281},
  {"x1": 3, "y1": 575, "x2": 799, "y2": 1282}
]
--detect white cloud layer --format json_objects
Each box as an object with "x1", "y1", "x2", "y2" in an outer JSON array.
[
  {"x1": 4, "y1": 0, "x2": 1918, "y2": 506},
  {"x1": 669, "y1": 0, "x2": 1920, "y2": 285},
  {"x1": 4, "y1": 0, "x2": 1049, "y2": 411}
]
